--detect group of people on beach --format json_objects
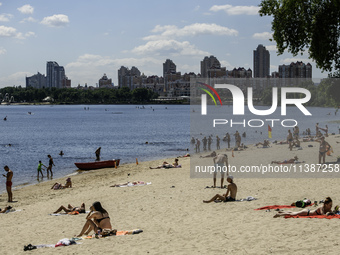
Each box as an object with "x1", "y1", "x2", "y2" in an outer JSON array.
[
  {"x1": 192, "y1": 130, "x2": 244, "y2": 153},
  {"x1": 36, "y1": 155, "x2": 55, "y2": 179}
]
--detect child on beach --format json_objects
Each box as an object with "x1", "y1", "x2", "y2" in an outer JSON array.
[{"x1": 37, "y1": 161, "x2": 46, "y2": 178}]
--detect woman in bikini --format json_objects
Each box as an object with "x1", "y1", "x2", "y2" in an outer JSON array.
[
  {"x1": 77, "y1": 201, "x2": 116, "y2": 237},
  {"x1": 53, "y1": 203, "x2": 85, "y2": 214},
  {"x1": 273, "y1": 197, "x2": 333, "y2": 218}
]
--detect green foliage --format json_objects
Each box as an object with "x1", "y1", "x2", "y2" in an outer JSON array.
[
  {"x1": 0, "y1": 87, "x2": 160, "y2": 104},
  {"x1": 259, "y1": 0, "x2": 340, "y2": 73},
  {"x1": 260, "y1": 79, "x2": 339, "y2": 107}
]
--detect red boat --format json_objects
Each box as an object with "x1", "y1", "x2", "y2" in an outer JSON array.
[{"x1": 74, "y1": 159, "x2": 120, "y2": 170}]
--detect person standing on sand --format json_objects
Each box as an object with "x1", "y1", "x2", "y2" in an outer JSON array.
[
  {"x1": 287, "y1": 130, "x2": 293, "y2": 151},
  {"x1": 37, "y1": 160, "x2": 46, "y2": 178},
  {"x1": 95, "y1": 147, "x2": 101, "y2": 161},
  {"x1": 216, "y1": 135, "x2": 220, "y2": 150},
  {"x1": 3, "y1": 166, "x2": 13, "y2": 202},
  {"x1": 203, "y1": 176, "x2": 237, "y2": 203},
  {"x1": 317, "y1": 136, "x2": 330, "y2": 164},
  {"x1": 202, "y1": 136, "x2": 207, "y2": 151},
  {"x1": 196, "y1": 139, "x2": 201, "y2": 153},
  {"x1": 46, "y1": 155, "x2": 55, "y2": 177},
  {"x1": 213, "y1": 154, "x2": 229, "y2": 188},
  {"x1": 208, "y1": 136, "x2": 212, "y2": 151},
  {"x1": 226, "y1": 133, "x2": 231, "y2": 148}
]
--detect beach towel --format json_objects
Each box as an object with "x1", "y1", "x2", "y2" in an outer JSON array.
[
  {"x1": 1, "y1": 208, "x2": 21, "y2": 214},
  {"x1": 80, "y1": 229, "x2": 143, "y2": 239},
  {"x1": 255, "y1": 204, "x2": 314, "y2": 210},
  {"x1": 24, "y1": 238, "x2": 78, "y2": 251},
  {"x1": 111, "y1": 182, "x2": 151, "y2": 188},
  {"x1": 237, "y1": 196, "x2": 257, "y2": 202},
  {"x1": 49, "y1": 211, "x2": 90, "y2": 216},
  {"x1": 284, "y1": 215, "x2": 340, "y2": 219}
]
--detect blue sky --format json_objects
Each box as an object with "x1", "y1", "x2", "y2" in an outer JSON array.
[{"x1": 0, "y1": 0, "x2": 328, "y2": 88}]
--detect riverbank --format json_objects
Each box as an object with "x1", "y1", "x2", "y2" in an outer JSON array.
[{"x1": 1, "y1": 135, "x2": 340, "y2": 254}]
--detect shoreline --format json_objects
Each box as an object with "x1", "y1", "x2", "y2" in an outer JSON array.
[{"x1": 1, "y1": 136, "x2": 340, "y2": 254}]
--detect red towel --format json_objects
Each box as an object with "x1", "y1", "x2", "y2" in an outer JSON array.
[
  {"x1": 285, "y1": 214, "x2": 340, "y2": 219},
  {"x1": 255, "y1": 204, "x2": 314, "y2": 210}
]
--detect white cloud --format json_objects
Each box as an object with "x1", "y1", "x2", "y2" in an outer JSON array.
[
  {"x1": 210, "y1": 5, "x2": 260, "y2": 15},
  {"x1": 20, "y1": 17, "x2": 38, "y2": 23},
  {"x1": 131, "y1": 39, "x2": 209, "y2": 56},
  {"x1": 280, "y1": 58, "x2": 312, "y2": 64},
  {"x1": 0, "y1": 47, "x2": 6, "y2": 54},
  {"x1": 0, "y1": 13, "x2": 13, "y2": 22},
  {"x1": 145, "y1": 23, "x2": 238, "y2": 41},
  {"x1": 0, "y1": 25, "x2": 34, "y2": 39},
  {"x1": 220, "y1": 60, "x2": 233, "y2": 70},
  {"x1": 0, "y1": 3, "x2": 2, "y2": 7},
  {"x1": 17, "y1": 4, "x2": 34, "y2": 14},
  {"x1": 41, "y1": 14, "x2": 69, "y2": 27},
  {"x1": 0, "y1": 71, "x2": 31, "y2": 87},
  {"x1": 25, "y1": 31, "x2": 35, "y2": 37},
  {"x1": 265, "y1": 45, "x2": 277, "y2": 52},
  {"x1": 65, "y1": 54, "x2": 163, "y2": 86},
  {"x1": 193, "y1": 5, "x2": 200, "y2": 12},
  {"x1": 0, "y1": 25, "x2": 18, "y2": 37},
  {"x1": 253, "y1": 32, "x2": 272, "y2": 40}
]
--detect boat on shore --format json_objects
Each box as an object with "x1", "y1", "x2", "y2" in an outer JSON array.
[{"x1": 74, "y1": 159, "x2": 120, "y2": 170}]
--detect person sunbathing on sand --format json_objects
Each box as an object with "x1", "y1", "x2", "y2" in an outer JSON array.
[
  {"x1": 77, "y1": 201, "x2": 116, "y2": 237},
  {"x1": 53, "y1": 203, "x2": 86, "y2": 214},
  {"x1": 149, "y1": 159, "x2": 179, "y2": 169},
  {"x1": 273, "y1": 197, "x2": 333, "y2": 218},
  {"x1": 203, "y1": 176, "x2": 237, "y2": 203},
  {"x1": 0, "y1": 205, "x2": 12, "y2": 213},
  {"x1": 255, "y1": 140, "x2": 270, "y2": 147},
  {"x1": 51, "y1": 177, "x2": 72, "y2": 190},
  {"x1": 110, "y1": 181, "x2": 146, "y2": 187},
  {"x1": 271, "y1": 156, "x2": 298, "y2": 164},
  {"x1": 200, "y1": 151, "x2": 217, "y2": 158}
]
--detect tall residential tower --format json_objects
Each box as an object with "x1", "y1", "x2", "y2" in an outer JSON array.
[{"x1": 253, "y1": 45, "x2": 270, "y2": 78}]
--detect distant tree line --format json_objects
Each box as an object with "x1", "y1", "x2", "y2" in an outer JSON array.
[
  {"x1": 0, "y1": 86, "x2": 162, "y2": 104},
  {"x1": 261, "y1": 78, "x2": 340, "y2": 108}
]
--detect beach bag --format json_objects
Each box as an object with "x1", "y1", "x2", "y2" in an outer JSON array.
[
  {"x1": 295, "y1": 199, "x2": 311, "y2": 208},
  {"x1": 295, "y1": 200, "x2": 305, "y2": 208}
]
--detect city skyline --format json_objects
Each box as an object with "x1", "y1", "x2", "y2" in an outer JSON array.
[{"x1": 0, "y1": 0, "x2": 328, "y2": 88}]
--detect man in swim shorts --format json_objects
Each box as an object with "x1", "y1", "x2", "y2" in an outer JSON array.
[
  {"x1": 3, "y1": 165, "x2": 13, "y2": 202},
  {"x1": 203, "y1": 176, "x2": 237, "y2": 203},
  {"x1": 213, "y1": 154, "x2": 229, "y2": 188},
  {"x1": 317, "y1": 136, "x2": 330, "y2": 164}
]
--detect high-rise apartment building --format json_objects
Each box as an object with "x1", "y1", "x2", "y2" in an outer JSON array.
[
  {"x1": 163, "y1": 59, "x2": 176, "y2": 77},
  {"x1": 163, "y1": 59, "x2": 179, "y2": 91},
  {"x1": 46, "y1": 61, "x2": 69, "y2": 88},
  {"x1": 99, "y1": 73, "x2": 113, "y2": 88},
  {"x1": 118, "y1": 66, "x2": 141, "y2": 89},
  {"x1": 200, "y1": 56, "x2": 222, "y2": 78},
  {"x1": 26, "y1": 72, "x2": 47, "y2": 89},
  {"x1": 253, "y1": 44, "x2": 270, "y2": 78},
  {"x1": 279, "y1": 61, "x2": 312, "y2": 78}
]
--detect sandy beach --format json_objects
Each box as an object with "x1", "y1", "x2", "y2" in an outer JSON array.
[{"x1": 1, "y1": 135, "x2": 340, "y2": 254}]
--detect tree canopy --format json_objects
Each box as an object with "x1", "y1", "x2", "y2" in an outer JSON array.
[
  {"x1": 259, "y1": 0, "x2": 340, "y2": 73},
  {"x1": 0, "y1": 87, "x2": 161, "y2": 104}
]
